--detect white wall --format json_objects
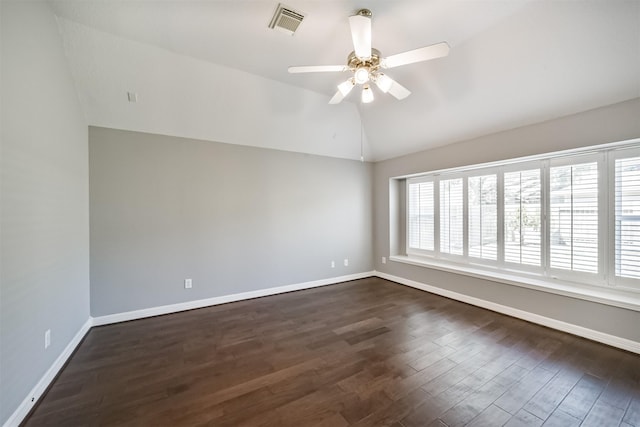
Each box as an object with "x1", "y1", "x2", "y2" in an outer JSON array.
[
  {"x1": 55, "y1": 15, "x2": 368, "y2": 161},
  {"x1": 1, "y1": 1, "x2": 90, "y2": 425},
  {"x1": 373, "y1": 98, "x2": 640, "y2": 343},
  {"x1": 89, "y1": 127, "x2": 373, "y2": 317}
]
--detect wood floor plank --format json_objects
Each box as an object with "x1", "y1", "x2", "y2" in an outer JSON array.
[
  {"x1": 598, "y1": 378, "x2": 635, "y2": 411},
  {"x1": 21, "y1": 277, "x2": 640, "y2": 427},
  {"x1": 493, "y1": 366, "x2": 556, "y2": 414},
  {"x1": 623, "y1": 397, "x2": 640, "y2": 426},
  {"x1": 522, "y1": 366, "x2": 582, "y2": 419},
  {"x1": 541, "y1": 409, "x2": 582, "y2": 427},
  {"x1": 555, "y1": 373, "x2": 607, "y2": 420},
  {"x1": 466, "y1": 403, "x2": 512, "y2": 426},
  {"x1": 439, "y1": 379, "x2": 512, "y2": 427},
  {"x1": 504, "y1": 409, "x2": 544, "y2": 427},
  {"x1": 399, "y1": 393, "x2": 455, "y2": 427},
  {"x1": 581, "y1": 399, "x2": 626, "y2": 427}
]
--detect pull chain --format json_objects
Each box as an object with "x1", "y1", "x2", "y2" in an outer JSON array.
[{"x1": 360, "y1": 120, "x2": 364, "y2": 162}]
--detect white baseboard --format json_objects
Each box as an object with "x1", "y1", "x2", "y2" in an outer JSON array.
[
  {"x1": 374, "y1": 271, "x2": 640, "y2": 355},
  {"x1": 3, "y1": 318, "x2": 93, "y2": 427},
  {"x1": 92, "y1": 272, "x2": 375, "y2": 326}
]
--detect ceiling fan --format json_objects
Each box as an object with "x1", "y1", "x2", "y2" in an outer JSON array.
[{"x1": 288, "y1": 9, "x2": 450, "y2": 104}]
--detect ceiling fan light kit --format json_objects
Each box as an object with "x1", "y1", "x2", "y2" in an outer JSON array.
[{"x1": 287, "y1": 8, "x2": 450, "y2": 104}]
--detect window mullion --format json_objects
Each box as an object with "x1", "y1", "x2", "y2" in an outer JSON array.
[
  {"x1": 463, "y1": 176, "x2": 469, "y2": 259},
  {"x1": 600, "y1": 153, "x2": 609, "y2": 284},
  {"x1": 608, "y1": 150, "x2": 619, "y2": 286},
  {"x1": 434, "y1": 177, "x2": 441, "y2": 258},
  {"x1": 497, "y1": 170, "x2": 505, "y2": 266},
  {"x1": 542, "y1": 161, "x2": 550, "y2": 278},
  {"x1": 611, "y1": 151, "x2": 618, "y2": 285}
]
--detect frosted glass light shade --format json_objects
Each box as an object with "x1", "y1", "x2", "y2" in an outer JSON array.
[
  {"x1": 375, "y1": 73, "x2": 393, "y2": 93},
  {"x1": 354, "y1": 67, "x2": 370, "y2": 84},
  {"x1": 361, "y1": 84, "x2": 374, "y2": 103},
  {"x1": 337, "y1": 79, "x2": 355, "y2": 96}
]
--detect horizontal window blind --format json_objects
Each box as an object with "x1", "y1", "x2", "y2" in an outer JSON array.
[
  {"x1": 504, "y1": 169, "x2": 541, "y2": 266},
  {"x1": 468, "y1": 174, "x2": 497, "y2": 260},
  {"x1": 549, "y1": 162, "x2": 598, "y2": 273},
  {"x1": 408, "y1": 181, "x2": 434, "y2": 251},
  {"x1": 615, "y1": 156, "x2": 640, "y2": 279},
  {"x1": 440, "y1": 178, "x2": 463, "y2": 255}
]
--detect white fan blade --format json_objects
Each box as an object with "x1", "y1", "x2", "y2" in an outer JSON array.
[
  {"x1": 349, "y1": 13, "x2": 371, "y2": 59},
  {"x1": 288, "y1": 65, "x2": 347, "y2": 74},
  {"x1": 374, "y1": 73, "x2": 411, "y2": 100},
  {"x1": 387, "y1": 80, "x2": 411, "y2": 100},
  {"x1": 337, "y1": 79, "x2": 355, "y2": 96},
  {"x1": 329, "y1": 79, "x2": 354, "y2": 104},
  {"x1": 374, "y1": 73, "x2": 393, "y2": 92},
  {"x1": 381, "y1": 42, "x2": 450, "y2": 69},
  {"x1": 329, "y1": 90, "x2": 345, "y2": 104}
]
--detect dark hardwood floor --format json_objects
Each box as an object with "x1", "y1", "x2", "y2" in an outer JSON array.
[{"x1": 23, "y1": 277, "x2": 640, "y2": 426}]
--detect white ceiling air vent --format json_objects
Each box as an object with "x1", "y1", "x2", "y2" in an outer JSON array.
[{"x1": 269, "y1": 4, "x2": 305, "y2": 35}]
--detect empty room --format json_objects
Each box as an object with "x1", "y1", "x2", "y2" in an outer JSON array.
[{"x1": 2, "y1": 1, "x2": 640, "y2": 426}]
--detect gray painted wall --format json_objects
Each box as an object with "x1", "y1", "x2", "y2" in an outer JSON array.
[
  {"x1": 89, "y1": 127, "x2": 373, "y2": 316},
  {"x1": 373, "y1": 97, "x2": 640, "y2": 343},
  {"x1": 1, "y1": 1, "x2": 90, "y2": 424}
]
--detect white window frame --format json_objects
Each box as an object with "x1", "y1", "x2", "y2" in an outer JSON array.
[
  {"x1": 438, "y1": 173, "x2": 466, "y2": 261},
  {"x1": 400, "y1": 139, "x2": 640, "y2": 298},
  {"x1": 501, "y1": 161, "x2": 545, "y2": 275},
  {"x1": 466, "y1": 168, "x2": 500, "y2": 267},
  {"x1": 406, "y1": 176, "x2": 437, "y2": 257},
  {"x1": 608, "y1": 146, "x2": 640, "y2": 291},
  {"x1": 546, "y1": 153, "x2": 606, "y2": 286}
]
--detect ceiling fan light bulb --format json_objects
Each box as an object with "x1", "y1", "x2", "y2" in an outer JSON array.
[
  {"x1": 354, "y1": 67, "x2": 370, "y2": 84},
  {"x1": 375, "y1": 73, "x2": 393, "y2": 93},
  {"x1": 361, "y1": 84, "x2": 374, "y2": 103},
  {"x1": 337, "y1": 79, "x2": 355, "y2": 96}
]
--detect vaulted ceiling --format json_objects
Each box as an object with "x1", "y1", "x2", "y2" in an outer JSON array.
[{"x1": 50, "y1": 0, "x2": 640, "y2": 161}]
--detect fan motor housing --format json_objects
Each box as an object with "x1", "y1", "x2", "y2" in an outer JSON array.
[{"x1": 347, "y1": 48, "x2": 381, "y2": 71}]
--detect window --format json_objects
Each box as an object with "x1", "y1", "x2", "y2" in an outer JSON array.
[
  {"x1": 615, "y1": 154, "x2": 640, "y2": 280},
  {"x1": 440, "y1": 178, "x2": 463, "y2": 255},
  {"x1": 468, "y1": 174, "x2": 497, "y2": 260},
  {"x1": 408, "y1": 180, "x2": 434, "y2": 252},
  {"x1": 549, "y1": 161, "x2": 599, "y2": 274},
  {"x1": 504, "y1": 169, "x2": 541, "y2": 266},
  {"x1": 404, "y1": 141, "x2": 640, "y2": 293}
]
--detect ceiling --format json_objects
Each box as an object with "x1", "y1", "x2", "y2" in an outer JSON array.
[{"x1": 50, "y1": 0, "x2": 640, "y2": 161}]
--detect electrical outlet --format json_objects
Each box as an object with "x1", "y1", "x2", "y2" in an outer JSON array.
[
  {"x1": 184, "y1": 278, "x2": 192, "y2": 289},
  {"x1": 344, "y1": 258, "x2": 349, "y2": 267},
  {"x1": 331, "y1": 261, "x2": 335, "y2": 268},
  {"x1": 382, "y1": 256, "x2": 387, "y2": 264},
  {"x1": 44, "y1": 329, "x2": 51, "y2": 349}
]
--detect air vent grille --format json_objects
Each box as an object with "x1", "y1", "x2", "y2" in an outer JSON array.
[{"x1": 269, "y1": 4, "x2": 304, "y2": 35}]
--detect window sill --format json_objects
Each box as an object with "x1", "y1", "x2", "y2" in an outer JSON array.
[{"x1": 389, "y1": 255, "x2": 640, "y2": 312}]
